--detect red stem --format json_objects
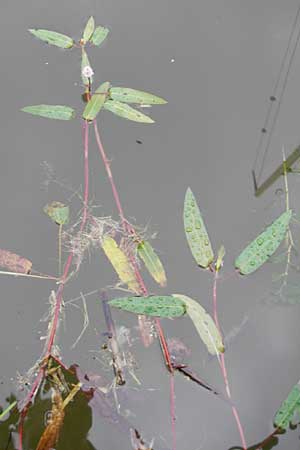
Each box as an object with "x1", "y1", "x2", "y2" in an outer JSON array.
[{"x1": 213, "y1": 270, "x2": 247, "y2": 450}]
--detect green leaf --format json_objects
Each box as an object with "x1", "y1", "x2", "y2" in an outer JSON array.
[
  {"x1": 183, "y1": 187, "x2": 214, "y2": 268},
  {"x1": 235, "y1": 210, "x2": 292, "y2": 275},
  {"x1": 21, "y1": 105, "x2": 75, "y2": 120},
  {"x1": 43, "y1": 201, "x2": 70, "y2": 225},
  {"x1": 28, "y1": 29, "x2": 74, "y2": 49},
  {"x1": 109, "y1": 87, "x2": 167, "y2": 105},
  {"x1": 215, "y1": 244, "x2": 225, "y2": 272},
  {"x1": 91, "y1": 26, "x2": 109, "y2": 46},
  {"x1": 81, "y1": 49, "x2": 93, "y2": 86},
  {"x1": 82, "y1": 81, "x2": 110, "y2": 121},
  {"x1": 137, "y1": 240, "x2": 167, "y2": 287},
  {"x1": 103, "y1": 100, "x2": 154, "y2": 123},
  {"x1": 82, "y1": 16, "x2": 95, "y2": 44},
  {"x1": 274, "y1": 382, "x2": 300, "y2": 430},
  {"x1": 109, "y1": 295, "x2": 186, "y2": 318},
  {"x1": 173, "y1": 294, "x2": 224, "y2": 355}
]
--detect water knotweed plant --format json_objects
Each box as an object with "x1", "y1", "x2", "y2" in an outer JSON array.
[{"x1": 1, "y1": 16, "x2": 300, "y2": 450}]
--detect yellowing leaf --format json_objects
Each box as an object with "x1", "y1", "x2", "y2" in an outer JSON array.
[
  {"x1": 101, "y1": 236, "x2": 140, "y2": 294},
  {"x1": 137, "y1": 240, "x2": 167, "y2": 287},
  {"x1": 173, "y1": 294, "x2": 224, "y2": 355}
]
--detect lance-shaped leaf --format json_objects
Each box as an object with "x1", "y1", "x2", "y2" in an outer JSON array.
[
  {"x1": 82, "y1": 16, "x2": 95, "y2": 44},
  {"x1": 0, "y1": 249, "x2": 32, "y2": 274},
  {"x1": 21, "y1": 105, "x2": 75, "y2": 120},
  {"x1": 274, "y1": 381, "x2": 300, "y2": 430},
  {"x1": 91, "y1": 26, "x2": 109, "y2": 46},
  {"x1": 28, "y1": 29, "x2": 74, "y2": 48},
  {"x1": 109, "y1": 295, "x2": 186, "y2": 318},
  {"x1": 183, "y1": 187, "x2": 214, "y2": 268},
  {"x1": 101, "y1": 236, "x2": 140, "y2": 294},
  {"x1": 82, "y1": 81, "x2": 110, "y2": 121},
  {"x1": 137, "y1": 240, "x2": 167, "y2": 287},
  {"x1": 235, "y1": 210, "x2": 292, "y2": 275},
  {"x1": 81, "y1": 49, "x2": 93, "y2": 86},
  {"x1": 103, "y1": 100, "x2": 154, "y2": 123},
  {"x1": 173, "y1": 294, "x2": 225, "y2": 355},
  {"x1": 109, "y1": 87, "x2": 167, "y2": 105},
  {"x1": 43, "y1": 201, "x2": 70, "y2": 225}
]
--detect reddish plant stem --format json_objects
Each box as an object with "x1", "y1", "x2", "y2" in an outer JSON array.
[
  {"x1": 18, "y1": 120, "x2": 90, "y2": 449},
  {"x1": 212, "y1": 270, "x2": 247, "y2": 450},
  {"x1": 93, "y1": 120, "x2": 176, "y2": 449}
]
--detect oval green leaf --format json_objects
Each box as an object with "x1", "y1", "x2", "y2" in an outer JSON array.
[
  {"x1": 173, "y1": 294, "x2": 224, "y2": 355},
  {"x1": 183, "y1": 187, "x2": 214, "y2": 268},
  {"x1": 91, "y1": 26, "x2": 109, "y2": 46},
  {"x1": 81, "y1": 49, "x2": 93, "y2": 86},
  {"x1": 82, "y1": 16, "x2": 95, "y2": 44},
  {"x1": 137, "y1": 240, "x2": 167, "y2": 287},
  {"x1": 28, "y1": 29, "x2": 74, "y2": 49},
  {"x1": 235, "y1": 210, "x2": 292, "y2": 275},
  {"x1": 109, "y1": 295, "x2": 186, "y2": 318},
  {"x1": 109, "y1": 87, "x2": 167, "y2": 105},
  {"x1": 82, "y1": 81, "x2": 110, "y2": 121},
  {"x1": 103, "y1": 100, "x2": 154, "y2": 123},
  {"x1": 43, "y1": 201, "x2": 70, "y2": 225},
  {"x1": 274, "y1": 381, "x2": 300, "y2": 430},
  {"x1": 21, "y1": 105, "x2": 75, "y2": 120}
]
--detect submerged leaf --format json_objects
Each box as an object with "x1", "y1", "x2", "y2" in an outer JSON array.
[
  {"x1": 21, "y1": 105, "x2": 75, "y2": 120},
  {"x1": 183, "y1": 187, "x2": 214, "y2": 268},
  {"x1": 0, "y1": 249, "x2": 32, "y2": 274},
  {"x1": 43, "y1": 201, "x2": 69, "y2": 225},
  {"x1": 173, "y1": 294, "x2": 224, "y2": 355},
  {"x1": 103, "y1": 100, "x2": 154, "y2": 123},
  {"x1": 82, "y1": 16, "x2": 95, "y2": 44},
  {"x1": 82, "y1": 81, "x2": 110, "y2": 121},
  {"x1": 109, "y1": 295, "x2": 186, "y2": 318},
  {"x1": 235, "y1": 210, "x2": 292, "y2": 275},
  {"x1": 91, "y1": 26, "x2": 109, "y2": 46},
  {"x1": 101, "y1": 236, "x2": 140, "y2": 294},
  {"x1": 109, "y1": 87, "x2": 167, "y2": 105},
  {"x1": 137, "y1": 240, "x2": 167, "y2": 287},
  {"x1": 28, "y1": 29, "x2": 74, "y2": 48},
  {"x1": 274, "y1": 381, "x2": 300, "y2": 430}
]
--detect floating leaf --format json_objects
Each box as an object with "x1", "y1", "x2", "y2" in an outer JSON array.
[
  {"x1": 235, "y1": 210, "x2": 292, "y2": 275},
  {"x1": 103, "y1": 100, "x2": 154, "y2": 123},
  {"x1": 101, "y1": 236, "x2": 140, "y2": 294},
  {"x1": 0, "y1": 249, "x2": 32, "y2": 274},
  {"x1": 28, "y1": 29, "x2": 74, "y2": 49},
  {"x1": 21, "y1": 105, "x2": 75, "y2": 120},
  {"x1": 82, "y1": 81, "x2": 110, "y2": 121},
  {"x1": 183, "y1": 187, "x2": 214, "y2": 268},
  {"x1": 82, "y1": 16, "x2": 95, "y2": 44},
  {"x1": 109, "y1": 295, "x2": 186, "y2": 318},
  {"x1": 43, "y1": 201, "x2": 70, "y2": 225},
  {"x1": 91, "y1": 26, "x2": 109, "y2": 46},
  {"x1": 81, "y1": 49, "x2": 93, "y2": 86},
  {"x1": 274, "y1": 381, "x2": 300, "y2": 430},
  {"x1": 137, "y1": 240, "x2": 167, "y2": 287},
  {"x1": 109, "y1": 87, "x2": 167, "y2": 105},
  {"x1": 173, "y1": 294, "x2": 224, "y2": 355}
]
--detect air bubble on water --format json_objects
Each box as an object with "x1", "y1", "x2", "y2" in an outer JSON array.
[
  {"x1": 275, "y1": 188, "x2": 284, "y2": 196},
  {"x1": 170, "y1": 58, "x2": 175, "y2": 62}
]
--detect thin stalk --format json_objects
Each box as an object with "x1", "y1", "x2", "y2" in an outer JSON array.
[
  {"x1": 58, "y1": 224, "x2": 62, "y2": 276},
  {"x1": 0, "y1": 271, "x2": 58, "y2": 281},
  {"x1": 213, "y1": 270, "x2": 247, "y2": 450}
]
